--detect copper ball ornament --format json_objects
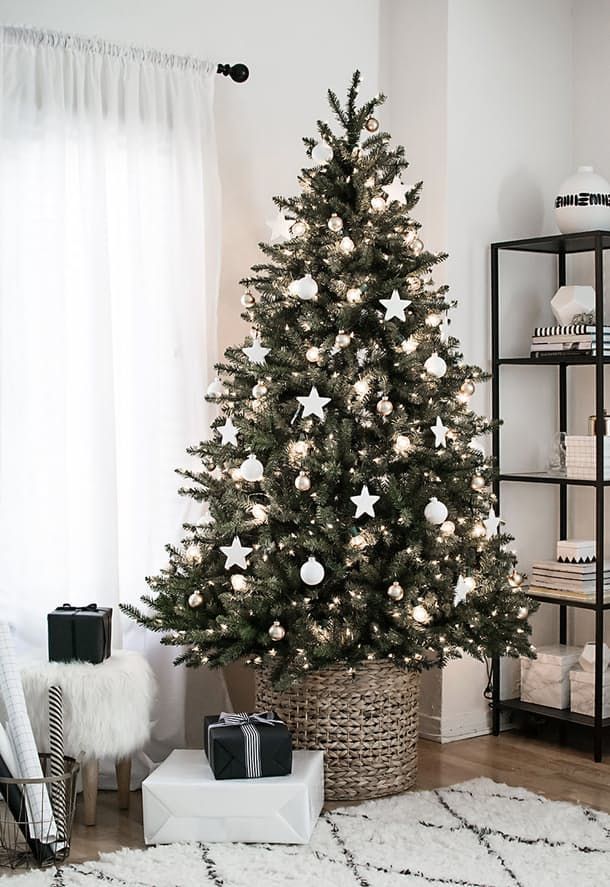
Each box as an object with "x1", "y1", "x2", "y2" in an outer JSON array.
[{"x1": 365, "y1": 117, "x2": 379, "y2": 132}]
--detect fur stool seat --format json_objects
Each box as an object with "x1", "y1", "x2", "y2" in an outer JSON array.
[{"x1": 18, "y1": 650, "x2": 156, "y2": 826}]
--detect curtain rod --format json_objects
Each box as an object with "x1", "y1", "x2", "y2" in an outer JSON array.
[{"x1": 217, "y1": 63, "x2": 249, "y2": 83}]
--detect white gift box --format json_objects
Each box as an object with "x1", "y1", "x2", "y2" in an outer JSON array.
[
  {"x1": 142, "y1": 749, "x2": 324, "y2": 845},
  {"x1": 520, "y1": 644, "x2": 581, "y2": 709},
  {"x1": 570, "y1": 665, "x2": 610, "y2": 718}
]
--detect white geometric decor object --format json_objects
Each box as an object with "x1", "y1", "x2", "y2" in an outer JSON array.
[
  {"x1": 556, "y1": 539, "x2": 596, "y2": 563},
  {"x1": 142, "y1": 749, "x2": 324, "y2": 845},
  {"x1": 570, "y1": 665, "x2": 610, "y2": 718},
  {"x1": 555, "y1": 166, "x2": 610, "y2": 233},
  {"x1": 520, "y1": 644, "x2": 581, "y2": 709},
  {"x1": 578, "y1": 641, "x2": 610, "y2": 673},
  {"x1": 550, "y1": 285, "x2": 595, "y2": 325}
]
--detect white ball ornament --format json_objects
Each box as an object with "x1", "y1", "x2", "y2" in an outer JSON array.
[
  {"x1": 410, "y1": 237, "x2": 424, "y2": 255},
  {"x1": 424, "y1": 497, "x2": 448, "y2": 525},
  {"x1": 387, "y1": 581, "x2": 404, "y2": 601},
  {"x1": 300, "y1": 556, "x2": 325, "y2": 586},
  {"x1": 252, "y1": 381, "x2": 268, "y2": 399},
  {"x1": 268, "y1": 621, "x2": 286, "y2": 641},
  {"x1": 335, "y1": 331, "x2": 351, "y2": 349},
  {"x1": 371, "y1": 196, "x2": 386, "y2": 212},
  {"x1": 231, "y1": 574, "x2": 248, "y2": 591},
  {"x1": 240, "y1": 454, "x2": 264, "y2": 482},
  {"x1": 311, "y1": 141, "x2": 333, "y2": 164},
  {"x1": 424, "y1": 352, "x2": 447, "y2": 379},
  {"x1": 470, "y1": 475, "x2": 486, "y2": 491},
  {"x1": 327, "y1": 213, "x2": 344, "y2": 233},
  {"x1": 241, "y1": 291, "x2": 255, "y2": 308},
  {"x1": 440, "y1": 520, "x2": 455, "y2": 536},
  {"x1": 401, "y1": 336, "x2": 418, "y2": 354},
  {"x1": 185, "y1": 544, "x2": 202, "y2": 564},
  {"x1": 340, "y1": 236, "x2": 355, "y2": 254},
  {"x1": 412, "y1": 604, "x2": 431, "y2": 624},
  {"x1": 291, "y1": 220, "x2": 307, "y2": 237},
  {"x1": 295, "y1": 471, "x2": 311, "y2": 492},
  {"x1": 206, "y1": 377, "x2": 223, "y2": 399},
  {"x1": 395, "y1": 434, "x2": 411, "y2": 455},
  {"x1": 306, "y1": 346, "x2": 320, "y2": 363},
  {"x1": 346, "y1": 287, "x2": 362, "y2": 304},
  {"x1": 376, "y1": 396, "x2": 394, "y2": 417},
  {"x1": 460, "y1": 380, "x2": 476, "y2": 397},
  {"x1": 517, "y1": 606, "x2": 529, "y2": 620},
  {"x1": 289, "y1": 273, "x2": 318, "y2": 301},
  {"x1": 188, "y1": 591, "x2": 204, "y2": 608}
]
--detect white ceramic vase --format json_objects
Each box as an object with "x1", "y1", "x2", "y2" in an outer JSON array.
[{"x1": 555, "y1": 166, "x2": 610, "y2": 234}]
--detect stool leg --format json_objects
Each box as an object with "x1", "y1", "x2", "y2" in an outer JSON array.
[
  {"x1": 82, "y1": 759, "x2": 99, "y2": 827},
  {"x1": 115, "y1": 757, "x2": 131, "y2": 811}
]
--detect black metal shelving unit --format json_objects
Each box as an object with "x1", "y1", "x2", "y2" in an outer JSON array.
[{"x1": 491, "y1": 230, "x2": 610, "y2": 762}]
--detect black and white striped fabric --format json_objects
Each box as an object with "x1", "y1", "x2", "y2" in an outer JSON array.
[{"x1": 48, "y1": 685, "x2": 66, "y2": 839}]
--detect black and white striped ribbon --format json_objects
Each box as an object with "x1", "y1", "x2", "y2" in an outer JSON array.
[
  {"x1": 48, "y1": 685, "x2": 66, "y2": 839},
  {"x1": 209, "y1": 711, "x2": 282, "y2": 778}
]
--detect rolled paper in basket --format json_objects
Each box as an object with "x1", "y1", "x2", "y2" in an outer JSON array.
[{"x1": 48, "y1": 685, "x2": 66, "y2": 840}]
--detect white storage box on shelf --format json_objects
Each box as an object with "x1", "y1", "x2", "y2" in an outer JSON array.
[
  {"x1": 565, "y1": 436, "x2": 610, "y2": 481},
  {"x1": 142, "y1": 749, "x2": 324, "y2": 845},
  {"x1": 520, "y1": 644, "x2": 581, "y2": 709},
  {"x1": 569, "y1": 666, "x2": 610, "y2": 718},
  {"x1": 556, "y1": 539, "x2": 596, "y2": 563}
]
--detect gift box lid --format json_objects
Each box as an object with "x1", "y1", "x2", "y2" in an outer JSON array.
[
  {"x1": 523, "y1": 644, "x2": 581, "y2": 665},
  {"x1": 556, "y1": 540, "x2": 596, "y2": 563},
  {"x1": 570, "y1": 664, "x2": 610, "y2": 686}
]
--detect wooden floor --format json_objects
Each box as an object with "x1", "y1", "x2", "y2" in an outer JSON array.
[{"x1": 7, "y1": 731, "x2": 610, "y2": 873}]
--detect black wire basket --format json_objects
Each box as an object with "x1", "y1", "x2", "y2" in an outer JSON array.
[{"x1": 0, "y1": 754, "x2": 79, "y2": 869}]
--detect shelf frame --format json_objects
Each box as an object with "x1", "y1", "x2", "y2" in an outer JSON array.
[{"x1": 490, "y1": 230, "x2": 609, "y2": 760}]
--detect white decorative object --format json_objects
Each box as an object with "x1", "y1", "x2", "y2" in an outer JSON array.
[
  {"x1": 430, "y1": 416, "x2": 448, "y2": 448},
  {"x1": 143, "y1": 749, "x2": 324, "y2": 845},
  {"x1": 219, "y1": 536, "x2": 252, "y2": 570},
  {"x1": 300, "y1": 556, "x2": 325, "y2": 586},
  {"x1": 242, "y1": 335, "x2": 270, "y2": 366},
  {"x1": 453, "y1": 575, "x2": 471, "y2": 607},
  {"x1": 350, "y1": 484, "x2": 380, "y2": 519},
  {"x1": 423, "y1": 353, "x2": 447, "y2": 378},
  {"x1": 570, "y1": 666, "x2": 610, "y2": 718},
  {"x1": 557, "y1": 539, "x2": 596, "y2": 563},
  {"x1": 565, "y1": 436, "x2": 610, "y2": 481},
  {"x1": 289, "y1": 273, "x2": 318, "y2": 301},
  {"x1": 311, "y1": 141, "x2": 333, "y2": 165},
  {"x1": 520, "y1": 644, "x2": 581, "y2": 709},
  {"x1": 266, "y1": 211, "x2": 293, "y2": 244},
  {"x1": 206, "y1": 377, "x2": 223, "y2": 399},
  {"x1": 483, "y1": 508, "x2": 501, "y2": 539},
  {"x1": 379, "y1": 289, "x2": 411, "y2": 321},
  {"x1": 296, "y1": 386, "x2": 330, "y2": 420},
  {"x1": 217, "y1": 417, "x2": 239, "y2": 447},
  {"x1": 240, "y1": 454, "x2": 264, "y2": 482},
  {"x1": 554, "y1": 166, "x2": 610, "y2": 233},
  {"x1": 424, "y1": 497, "x2": 448, "y2": 525},
  {"x1": 550, "y1": 285, "x2": 595, "y2": 325},
  {"x1": 579, "y1": 641, "x2": 610, "y2": 672},
  {"x1": 381, "y1": 175, "x2": 407, "y2": 205}
]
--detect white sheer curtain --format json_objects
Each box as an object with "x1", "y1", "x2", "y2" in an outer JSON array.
[{"x1": 0, "y1": 26, "x2": 229, "y2": 770}]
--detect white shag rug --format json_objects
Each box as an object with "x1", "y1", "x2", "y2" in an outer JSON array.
[{"x1": 3, "y1": 777, "x2": 610, "y2": 886}]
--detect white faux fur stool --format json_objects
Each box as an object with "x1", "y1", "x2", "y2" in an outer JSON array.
[{"x1": 18, "y1": 650, "x2": 156, "y2": 826}]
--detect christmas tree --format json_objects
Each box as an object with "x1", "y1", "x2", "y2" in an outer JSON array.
[{"x1": 122, "y1": 72, "x2": 534, "y2": 688}]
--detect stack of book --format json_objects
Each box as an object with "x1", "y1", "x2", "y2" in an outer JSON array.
[
  {"x1": 565, "y1": 435, "x2": 610, "y2": 480},
  {"x1": 530, "y1": 324, "x2": 610, "y2": 358},
  {"x1": 530, "y1": 559, "x2": 610, "y2": 601}
]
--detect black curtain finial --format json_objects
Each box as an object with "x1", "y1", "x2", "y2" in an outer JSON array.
[{"x1": 217, "y1": 63, "x2": 249, "y2": 83}]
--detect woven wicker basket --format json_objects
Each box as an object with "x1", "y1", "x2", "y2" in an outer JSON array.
[{"x1": 256, "y1": 661, "x2": 419, "y2": 801}]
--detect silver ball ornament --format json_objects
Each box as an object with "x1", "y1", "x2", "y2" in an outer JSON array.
[
  {"x1": 311, "y1": 141, "x2": 333, "y2": 164},
  {"x1": 376, "y1": 396, "x2": 394, "y2": 417},
  {"x1": 440, "y1": 520, "x2": 455, "y2": 536},
  {"x1": 406, "y1": 275, "x2": 423, "y2": 294},
  {"x1": 252, "y1": 381, "x2": 268, "y2": 399},
  {"x1": 509, "y1": 571, "x2": 524, "y2": 588},
  {"x1": 291, "y1": 220, "x2": 307, "y2": 237},
  {"x1": 387, "y1": 581, "x2": 404, "y2": 601},
  {"x1": 410, "y1": 237, "x2": 424, "y2": 255},
  {"x1": 306, "y1": 346, "x2": 320, "y2": 363},
  {"x1": 461, "y1": 380, "x2": 476, "y2": 397},
  {"x1": 365, "y1": 117, "x2": 380, "y2": 132},
  {"x1": 206, "y1": 377, "x2": 223, "y2": 399},
  {"x1": 327, "y1": 213, "x2": 344, "y2": 233},
  {"x1": 268, "y1": 621, "x2": 286, "y2": 641},
  {"x1": 517, "y1": 606, "x2": 529, "y2": 620},
  {"x1": 470, "y1": 475, "x2": 486, "y2": 491},
  {"x1": 188, "y1": 591, "x2": 204, "y2": 608},
  {"x1": 412, "y1": 604, "x2": 430, "y2": 624},
  {"x1": 340, "y1": 236, "x2": 355, "y2": 254},
  {"x1": 295, "y1": 471, "x2": 311, "y2": 492},
  {"x1": 335, "y1": 331, "x2": 351, "y2": 349},
  {"x1": 241, "y1": 291, "x2": 255, "y2": 308}
]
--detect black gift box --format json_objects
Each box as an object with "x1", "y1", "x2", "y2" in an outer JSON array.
[
  {"x1": 47, "y1": 603, "x2": 112, "y2": 664},
  {"x1": 203, "y1": 712, "x2": 292, "y2": 780}
]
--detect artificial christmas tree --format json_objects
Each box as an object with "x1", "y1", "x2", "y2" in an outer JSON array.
[{"x1": 122, "y1": 72, "x2": 535, "y2": 799}]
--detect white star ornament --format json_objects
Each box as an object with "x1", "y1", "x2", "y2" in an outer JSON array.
[
  {"x1": 219, "y1": 536, "x2": 252, "y2": 570},
  {"x1": 242, "y1": 335, "x2": 270, "y2": 366},
  {"x1": 379, "y1": 289, "x2": 411, "y2": 321},
  {"x1": 296, "y1": 387, "x2": 331, "y2": 421},
  {"x1": 218, "y1": 416, "x2": 239, "y2": 446},
  {"x1": 350, "y1": 485, "x2": 380, "y2": 519},
  {"x1": 430, "y1": 416, "x2": 448, "y2": 448}
]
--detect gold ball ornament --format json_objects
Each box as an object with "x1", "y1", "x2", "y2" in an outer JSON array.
[
  {"x1": 188, "y1": 591, "x2": 204, "y2": 608},
  {"x1": 387, "y1": 581, "x2": 404, "y2": 601},
  {"x1": 295, "y1": 471, "x2": 311, "y2": 492},
  {"x1": 252, "y1": 381, "x2": 268, "y2": 399},
  {"x1": 327, "y1": 213, "x2": 344, "y2": 233},
  {"x1": 346, "y1": 287, "x2": 362, "y2": 304},
  {"x1": 268, "y1": 621, "x2": 286, "y2": 641},
  {"x1": 461, "y1": 380, "x2": 476, "y2": 397},
  {"x1": 376, "y1": 396, "x2": 394, "y2": 417},
  {"x1": 371, "y1": 196, "x2": 386, "y2": 212},
  {"x1": 365, "y1": 116, "x2": 380, "y2": 132},
  {"x1": 240, "y1": 291, "x2": 255, "y2": 308},
  {"x1": 470, "y1": 475, "x2": 486, "y2": 491},
  {"x1": 335, "y1": 331, "x2": 351, "y2": 349},
  {"x1": 306, "y1": 346, "x2": 320, "y2": 363}
]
